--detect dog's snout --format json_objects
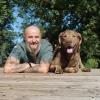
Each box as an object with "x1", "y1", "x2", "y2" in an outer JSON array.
[
  {"x1": 63, "y1": 41, "x2": 73, "y2": 48},
  {"x1": 66, "y1": 41, "x2": 72, "y2": 45}
]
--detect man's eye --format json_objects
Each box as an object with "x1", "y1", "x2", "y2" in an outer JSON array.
[
  {"x1": 35, "y1": 36, "x2": 39, "y2": 38},
  {"x1": 28, "y1": 36, "x2": 33, "y2": 38}
]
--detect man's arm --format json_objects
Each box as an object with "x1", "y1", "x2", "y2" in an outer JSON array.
[
  {"x1": 4, "y1": 56, "x2": 49, "y2": 73},
  {"x1": 23, "y1": 60, "x2": 50, "y2": 73},
  {"x1": 4, "y1": 56, "x2": 30, "y2": 73}
]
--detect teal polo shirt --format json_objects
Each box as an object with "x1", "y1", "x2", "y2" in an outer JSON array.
[{"x1": 9, "y1": 39, "x2": 53, "y2": 64}]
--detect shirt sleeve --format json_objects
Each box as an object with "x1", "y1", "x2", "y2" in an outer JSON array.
[
  {"x1": 9, "y1": 45, "x2": 23, "y2": 60},
  {"x1": 40, "y1": 40, "x2": 53, "y2": 63}
]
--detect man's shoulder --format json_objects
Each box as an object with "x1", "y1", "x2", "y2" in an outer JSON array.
[
  {"x1": 40, "y1": 39, "x2": 53, "y2": 52},
  {"x1": 39, "y1": 39, "x2": 53, "y2": 63},
  {"x1": 41, "y1": 39, "x2": 51, "y2": 45},
  {"x1": 9, "y1": 41, "x2": 28, "y2": 61},
  {"x1": 13, "y1": 41, "x2": 26, "y2": 52}
]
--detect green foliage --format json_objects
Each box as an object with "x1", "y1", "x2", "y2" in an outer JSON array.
[
  {"x1": 12, "y1": 0, "x2": 100, "y2": 68},
  {"x1": 0, "y1": 0, "x2": 13, "y2": 29},
  {"x1": 81, "y1": 29, "x2": 100, "y2": 68},
  {"x1": 0, "y1": 0, "x2": 15, "y2": 67},
  {"x1": 0, "y1": 30, "x2": 15, "y2": 67},
  {"x1": 0, "y1": 0, "x2": 100, "y2": 68},
  {"x1": 85, "y1": 58, "x2": 99, "y2": 68}
]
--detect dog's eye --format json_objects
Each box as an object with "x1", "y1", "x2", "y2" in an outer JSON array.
[
  {"x1": 73, "y1": 35, "x2": 76, "y2": 37},
  {"x1": 62, "y1": 35, "x2": 67, "y2": 38}
]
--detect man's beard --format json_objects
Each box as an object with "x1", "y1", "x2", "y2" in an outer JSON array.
[
  {"x1": 26, "y1": 42, "x2": 35, "y2": 53},
  {"x1": 25, "y1": 42, "x2": 38, "y2": 60}
]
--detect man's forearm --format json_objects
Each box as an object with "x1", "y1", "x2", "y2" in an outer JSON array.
[
  {"x1": 6, "y1": 63, "x2": 30, "y2": 73},
  {"x1": 4, "y1": 62, "x2": 49, "y2": 73},
  {"x1": 23, "y1": 64, "x2": 40, "y2": 73}
]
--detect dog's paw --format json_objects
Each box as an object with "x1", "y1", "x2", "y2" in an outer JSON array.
[
  {"x1": 64, "y1": 68, "x2": 79, "y2": 73},
  {"x1": 81, "y1": 68, "x2": 91, "y2": 72},
  {"x1": 55, "y1": 69, "x2": 63, "y2": 74},
  {"x1": 55, "y1": 65, "x2": 63, "y2": 74}
]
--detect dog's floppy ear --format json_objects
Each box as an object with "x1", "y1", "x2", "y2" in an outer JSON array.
[
  {"x1": 76, "y1": 32, "x2": 82, "y2": 45},
  {"x1": 74, "y1": 32, "x2": 82, "y2": 53},
  {"x1": 58, "y1": 32, "x2": 64, "y2": 45}
]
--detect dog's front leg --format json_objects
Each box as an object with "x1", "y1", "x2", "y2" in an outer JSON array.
[
  {"x1": 52, "y1": 52, "x2": 63, "y2": 74},
  {"x1": 55, "y1": 64, "x2": 63, "y2": 74}
]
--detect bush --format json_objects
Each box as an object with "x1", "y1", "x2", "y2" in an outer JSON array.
[{"x1": 84, "y1": 58, "x2": 99, "y2": 68}]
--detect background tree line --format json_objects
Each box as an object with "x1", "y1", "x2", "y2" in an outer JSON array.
[{"x1": 0, "y1": 0, "x2": 100, "y2": 68}]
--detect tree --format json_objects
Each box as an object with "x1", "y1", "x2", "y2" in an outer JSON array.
[
  {"x1": 12, "y1": 0, "x2": 100, "y2": 68},
  {"x1": 0, "y1": 0, "x2": 15, "y2": 66}
]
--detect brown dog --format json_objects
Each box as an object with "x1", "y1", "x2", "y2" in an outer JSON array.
[{"x1": 50, "y1": 30, "x2": 90, "y2": 74}]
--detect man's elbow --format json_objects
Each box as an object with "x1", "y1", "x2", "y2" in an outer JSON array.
[
  {"x1": 39, "y1": 65, "x2": 49, "y2": 73},
  {"x1": 42, "y1": 68, "x2": 49, "y2": 73},
  {"x1": 4, "y1": 66, "x2": 12, "y2": 73}
]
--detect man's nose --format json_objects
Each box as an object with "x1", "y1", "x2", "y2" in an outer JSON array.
[{"x1": 32, "y1": 37, "x2": 36, "y2": 42}]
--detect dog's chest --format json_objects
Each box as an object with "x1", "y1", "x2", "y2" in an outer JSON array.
[
  {"x1": 60, "y1": 54, "x2": 69, "y2": 68},
  {"x1": 60, "y1": 53, "x2": 79, "y2": 68}
]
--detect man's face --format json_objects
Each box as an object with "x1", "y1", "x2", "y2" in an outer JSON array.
[{"x1": 24, "y1": 26, "x2": 41, "y2": 50}]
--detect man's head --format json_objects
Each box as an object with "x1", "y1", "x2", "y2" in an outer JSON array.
[{"x1": 24, "y1": 25, "x2": 41, "y2": 51}]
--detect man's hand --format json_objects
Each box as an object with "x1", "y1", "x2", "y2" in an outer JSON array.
[
  {"x1": 4, "y1": 56, "x2": 50, "y2": 73},
  {"x1": 4, "y1": 56, "x2": 30, "y2": 73},
  {"x1": 24, "y1": 61, "x2": 49, "y2": 73}
]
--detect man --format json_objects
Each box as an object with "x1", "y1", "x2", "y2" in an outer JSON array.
[{"x1": 4, "y1": 25, "x2": 53, "y2": 73}]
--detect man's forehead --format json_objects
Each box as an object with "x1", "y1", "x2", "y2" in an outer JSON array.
[{"x1": 25, "y1": 26, "x2": 41, "y2": 34}]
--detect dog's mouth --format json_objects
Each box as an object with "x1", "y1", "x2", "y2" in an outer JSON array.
[{"x1": 66, "y1": 46, "x2": 74, "y2": 54}]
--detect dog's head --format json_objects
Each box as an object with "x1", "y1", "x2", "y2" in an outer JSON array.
[{"x1": 59, "y1": 30, "x2": 82, "y2": 54}]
